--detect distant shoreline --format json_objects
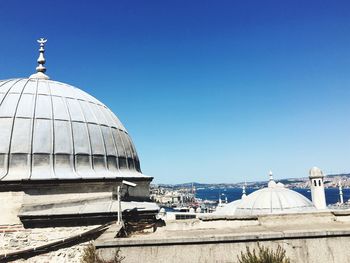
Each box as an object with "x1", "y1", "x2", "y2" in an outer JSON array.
[{"x1": 153, "y1": 173, "x2": 350, "y2": 189}]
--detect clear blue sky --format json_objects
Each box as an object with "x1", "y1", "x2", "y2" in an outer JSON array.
[{"x1": 0, "y1": 1, "x2": 349, "y2": 184}]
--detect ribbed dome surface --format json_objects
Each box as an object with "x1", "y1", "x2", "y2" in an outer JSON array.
[
  {"x1": 0, "y1": 78, "x2": 142, "y2": 181},
  {"x1": 213, "y1": 200, "x2": 242, "y2": 216},
  {"x1": 235, "y1": 185, "x2": 315, "y2": 216}
]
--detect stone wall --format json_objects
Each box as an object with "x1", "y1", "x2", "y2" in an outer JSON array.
[
  {"x1": 98, "y1": 235, "x2": 350, "y2": 263},
  {"x1": 0, "y1": 224, "x2": 98, "y2": 263},
  {"x1": 96, "y1": 211, "x2": 350, "y2": 263},
  {"x1": 0, "y1": 192, "x2": 24, "y2": 225}
]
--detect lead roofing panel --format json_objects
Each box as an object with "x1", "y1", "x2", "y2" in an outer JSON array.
[
  {"x1": 101, "y1": 126, "x2": 117, "y2": 156},
  {"x1": 8, "y1": 79, "x2": 27, "y2": 93},
  {"x1": 35, "y1": 95, "x2": 52, "y2": 119},
  {"x1": 0, "y1": 80, "x2": 15, "y2": 94},
  {"x1": 16, "y1": 94, "x2": 35, "y2": 118},
  {"x1": 54, "y1": 120, "x2": 73, "y2": 154},
  {"x1": 52, "y1": 96, "x2": 70, "y2": 120},
  {"x1": 0, "y1": 118, "x2": 12, "y2": 153},
  {"x1": 88, "y1": 123, "x2": 105, "y2": 155},
  {"x1": 23, "y1": 79, "x2": 37, "y2": 94},
  {"x1": 0, "y1": 93, "x2": 21, "y2": 117},
  {"x1": 37, "y1": 80, "x2": 50, "y2": 95},
  {"x1": 66, "y1": 98, "x2": 85, "y2": 122},
  {"x1": 72, "y1": 121, "x2": 90, "y2": 154},
  {"x1": 11, "y1": 118, "x2": 32, "y2": 153},
  {"x1": 33, "y1": 119, "x2": 52, "y2": 154}
]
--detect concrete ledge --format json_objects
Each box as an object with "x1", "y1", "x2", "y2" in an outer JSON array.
[
  {"x1": 96, "y1": 211, "x2": 350, "y2": 263},
  {"x1": 332, "y1": 209, "x2": 350, "y2": 216},
  {"x1": 199, "y1": 215, "x2": 258, "y2": 221},
  {"x1": 95, "y1": 228, "x2": 350, "y2": 248}
]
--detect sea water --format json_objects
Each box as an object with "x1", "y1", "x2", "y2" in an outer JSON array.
[{"x1": 195, "y1": 187, "x2": 350, "y2": 205}]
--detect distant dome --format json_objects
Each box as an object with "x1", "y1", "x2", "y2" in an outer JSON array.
[
  {"x1": 0, "y1": 78, "x2": 143, "y2": 181},
  {"x1": 213, "y1": 199, "x2": 242, "y2": 216},
  {"x1": 235, "y1": 184, "x2": 315, "y2": 216}
]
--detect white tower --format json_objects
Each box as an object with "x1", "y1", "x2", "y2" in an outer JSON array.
[
  {"x1": 242, "y1": 183, "x2": 247, "y2": 199},
  {"x1": 309, "y1": 167, "x2": 327, "y2": 209},
  {"x1": 269, "y1": 170, "x2": 273, "y2": 181},
  {"x1": 338, "y1": 181, "x2": 344, "y2": 204}
]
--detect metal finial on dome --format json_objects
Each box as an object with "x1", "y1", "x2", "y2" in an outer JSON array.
[
  {"x1": 36, "y1": 38, "x2": 47, "y2": 73},
  {"x1": 267, "y1": 170, "x2": 277, "y2": 188},
  {"x1": 29, "y1": 38, "x2": 50, "y2": 79}
]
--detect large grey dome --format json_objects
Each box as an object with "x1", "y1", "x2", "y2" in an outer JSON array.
[{"x1": 0, "y1": 78, "x2": 143, "y2": 181}]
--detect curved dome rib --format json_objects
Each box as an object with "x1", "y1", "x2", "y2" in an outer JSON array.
[
  {"x1": 0, "y1": 78, "x2": 144, "y2": 182},
  {"x1": 6, "y1": 79, "x2": 31, "y2": 180},
  {"x1": 0, "y1": 79, "x2": 29, "y2": 180}
]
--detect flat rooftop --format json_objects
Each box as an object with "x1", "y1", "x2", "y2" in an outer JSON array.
[{"x1": 96, "y1": 210, "x2": 350, "y2": 247}]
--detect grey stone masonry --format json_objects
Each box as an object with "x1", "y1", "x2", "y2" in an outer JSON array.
[{"x1": 0, "y1": 224, "x2": 98, "y2": 263}]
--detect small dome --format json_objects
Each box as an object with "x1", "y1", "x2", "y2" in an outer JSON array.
[
  {"x1": 213, "y1": 199, "x2": 242, "y2": 215},
  {"x1": 0, "y1": 78, "x2": 143, "y2": 181},
  {"x1": 235, "y1": 185, "x2": 315, "y2": 216}
]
